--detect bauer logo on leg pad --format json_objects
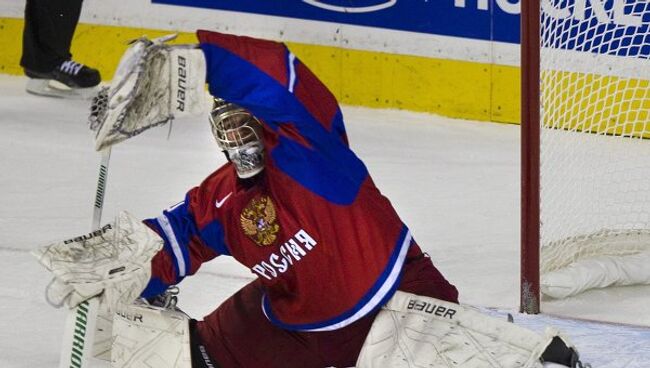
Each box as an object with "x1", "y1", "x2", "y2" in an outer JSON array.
[
  {"x1": 115, "y1": 309, "x2": 144, "y2": 323},
  {"x1": 359, "y1": 291, "x2": 583, "y2": 368},
  {"x1": 407, "y1": 298, "x2": 457, "y2": 319}
]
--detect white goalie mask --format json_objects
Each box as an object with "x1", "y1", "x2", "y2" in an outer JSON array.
[{"x1": 209, "y1": 98, "x2": 265, "y2": 178}]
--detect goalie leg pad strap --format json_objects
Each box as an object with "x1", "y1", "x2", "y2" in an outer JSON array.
[
  {"x1": 356, "y1": 291, "x2": 578, "y2": 368},
  {"x1": 112, "y1": 303, "x2": 192, "y2": 368}
]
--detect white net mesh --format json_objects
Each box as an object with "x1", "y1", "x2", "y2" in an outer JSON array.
[{"x1": 539, "y1": 2, "x2": 650, "y2": 282}]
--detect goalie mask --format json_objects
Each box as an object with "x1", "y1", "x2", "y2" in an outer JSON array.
[{"x1": 209, "y1": 98, "x2": 265, "y2": 178}]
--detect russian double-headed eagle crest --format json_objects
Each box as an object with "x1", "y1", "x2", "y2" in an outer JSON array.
[{"x1": 240, "y1": 195, "x2": 280, "y2": 247}]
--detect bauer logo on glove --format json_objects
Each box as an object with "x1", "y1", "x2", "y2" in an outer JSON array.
[{"x1": 62, "y1": 223, "x2": 112, "y2": 245}]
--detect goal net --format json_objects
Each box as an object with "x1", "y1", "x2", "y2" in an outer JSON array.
[{"x1": 522, "y1": 0, "x2": 650, "y2": 310}]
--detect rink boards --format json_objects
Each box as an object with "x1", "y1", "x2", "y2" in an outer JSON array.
[{"x1": 0, "y1": 0, "x2": 648, "y2": 127}]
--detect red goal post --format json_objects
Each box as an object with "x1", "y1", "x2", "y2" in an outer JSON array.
[{"x1": 521, "y1": 0, "x2": 541, "y2": 315}]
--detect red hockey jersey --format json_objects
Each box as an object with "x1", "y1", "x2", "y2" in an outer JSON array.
[{"x1": 142, "y1": 30, "x2": 417, "y2": 331}]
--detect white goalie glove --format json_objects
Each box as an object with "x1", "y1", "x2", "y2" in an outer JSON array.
[
  {"x1": 89, "y1": 34, "x2": 208, "y2": 151},
  {"x1": 32, "y1": 211, "x2": 163, "y2": 312}
]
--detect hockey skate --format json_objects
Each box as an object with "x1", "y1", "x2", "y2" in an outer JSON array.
[{"x1": 25, "y1": 60, "x2": 101, "y2": 99}]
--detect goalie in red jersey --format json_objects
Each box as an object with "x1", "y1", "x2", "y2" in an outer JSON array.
[
  {"x1": 35, "y1": 30, "x2": 587, "y2": 368},
  {"x1": 136, "y1": 30, "x2": 459, "y2": 368}
]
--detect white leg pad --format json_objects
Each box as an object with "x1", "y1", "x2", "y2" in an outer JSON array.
[
  {"x1": 357, "y1": 291, "x2": 564, "y2": 368},
  {"x1": 111, "y1": 303, "x2": 192, "y2": 368}
]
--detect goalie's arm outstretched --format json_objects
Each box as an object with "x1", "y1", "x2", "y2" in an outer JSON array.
[
  {"x1": 197, "y1": 30, "x2": 369, "y2": 205},
  {"x1": 140, "y1": 185, "x2": 226, "y2": 299},
  {"x1": 31, "y1": 196, "x2": 225, "y2": 309},
  {"x1": 197, "y1": 30, "x2": 350, "y2": 148}
]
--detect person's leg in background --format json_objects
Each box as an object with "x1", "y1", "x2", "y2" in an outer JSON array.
[{"x1": 21, "y1": 0, "x2": 100, "y2": 95}]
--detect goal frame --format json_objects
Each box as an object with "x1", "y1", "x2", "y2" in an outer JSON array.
[{"x1": 520, "y1": 0, "x2": 541, "y2": 314}]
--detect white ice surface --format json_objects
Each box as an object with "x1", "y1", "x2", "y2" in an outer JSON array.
[{"x1": 0, "y1": 74, "x2": 648, "y2": 367}]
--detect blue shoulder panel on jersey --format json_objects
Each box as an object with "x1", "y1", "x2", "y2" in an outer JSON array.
[
  {"x1": 330, "y1": 108, "x2": 347, "y2": 143},
  {"x1": 200, "y1": 220, "x2": 231, "y2": 256},
  {"x1": 200, "y1": 43, "x2": 369, "y2": 205},
  {"x1": 270, "y1": 135, "x2": 368, "y2": 205},
  {"x1": 201, "y1": 43, "x2": 293, "y2": 125}
]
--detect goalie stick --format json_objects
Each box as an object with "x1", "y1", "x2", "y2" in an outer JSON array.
[
  {"x1": 56, "y1": 148, "x2": 111, "y2": 368},
  {"x1": 92, "y1": 149, "x2": 111, "y2": 229}
]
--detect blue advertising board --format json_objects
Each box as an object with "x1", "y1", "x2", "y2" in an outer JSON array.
[
  {"x1": 153, "y1": 0, "x2": 649, "y2": 58},
  {"x1": 152, "y1": 0, "x2": 521, "y2": 44}
]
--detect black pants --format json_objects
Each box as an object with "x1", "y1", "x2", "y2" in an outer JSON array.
[{"x1": 21, "y1": 0, "x2": 84, "y2": 73}]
